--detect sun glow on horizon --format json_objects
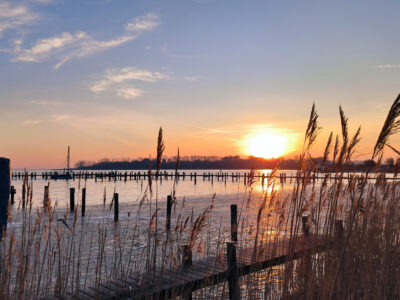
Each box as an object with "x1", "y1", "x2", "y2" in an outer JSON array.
[{"x1": 244, "y1": 131, "x2": 289, "y2": 159}]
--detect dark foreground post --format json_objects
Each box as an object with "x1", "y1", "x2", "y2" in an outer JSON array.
[
  {"x1": 44, "y1": 185, "x2": 49, "y2": 202},
  {"x1": 22, "y1": 178, "x2": 26, "y2": 208},
  {"x1": 82, "y1": 188, "x2": 86, "y2": 217},
  {"x1": 182, "y1": 245, "x2": 192, "y2": 267},
  {"x1": 227, "y1": 242, "x2": 239, "y2": 300},
  {"x1": 182, "y1": 245, "x2": 192, "y2": 299},
  {"x1": 231, "y1": 204, "x2": 238, "y2": 242},
  {"x1": 334, "y1": 220, "x2": 344, "y2": 248},
  {"x1": 166, "y1": 195, "x2": 172, "y2": 231},
  {"x1": 114, "y1": 193, "x2": 119, "y2": 222},
  {"x1": 10, "y1": 186, "x2": 16, "y2": 205},
  {"x1": 70, "y1": 188, "x2": 75, "y2": 212},
  {"x1": 302, "y1": 216, "x2": 310, "y2": 236},
  {"x1": 43, "y1": 185, "x2": 50, "y2": 211},
  {"x1": 0, "y1": 158, "x2": 10, "y2": 239}
]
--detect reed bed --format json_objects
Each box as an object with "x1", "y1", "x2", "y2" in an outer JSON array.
[{"x1": 1, "y1": 96, "x2": 400, "y2": 299}]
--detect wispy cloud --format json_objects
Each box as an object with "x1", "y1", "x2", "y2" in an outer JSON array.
[
  {"x1": 51, "y1": 113, "x2": 71, "y2": 121},
  {"x1": 89, "y1": 67, "x2": 169, "y2": 99},
  {"x1": 28, "y1": 99, "x2": 65, "y2": 106},
  {"x1": 29, "y1": 0, "x2": 56, "y2": 4},
  {"x1": 23, "y1": 113, "x2": 71, "y2": 125},
  {"x1": 183, "y1": 76, "x2": 200, "y2": 82},
  {"x1": 376, "y1": 64, "x2": 400, "y2": 69},
  {"x1": 125, "y1": 13, "x2": 160, "y2": 32},
  {"x1": 0, "y1": 1, "x2": 39, "y2": 38},
  {"x1": 196, "y1": 126, "x2": 233, "y2": 135},
  {"x1": 9, "y1": 13, "x2": 160, "y2": 69},
  {"x1": 24, "y1": 119, "x2": 42, "y2": 125},
  {"x1": 116, "y1": 87, "x2": 142, "y2": 99}
]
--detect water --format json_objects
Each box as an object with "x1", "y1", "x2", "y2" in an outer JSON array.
[
  {"x1": 4, "y1": 168, "x2": 374, "y2": 297},
  {"x1": 10, "y1": 169, "x2": 294, "y2": 208}
]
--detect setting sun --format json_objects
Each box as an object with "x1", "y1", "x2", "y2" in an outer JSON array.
[{"x1": 245, "y1": 132, "x2": 288, "y2": 159}]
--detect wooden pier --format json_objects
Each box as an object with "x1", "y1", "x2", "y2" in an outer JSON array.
[
  {"x1": 10, "y1": 170, "x2": 393, "y2": 183},
  {"x1": 69, "y1": 234, "x2": 329, "y2": 300}
]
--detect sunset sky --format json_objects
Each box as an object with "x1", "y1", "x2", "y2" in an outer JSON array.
[{"x1": 1, "y1": 0, "x2": 400, "y2": 168}]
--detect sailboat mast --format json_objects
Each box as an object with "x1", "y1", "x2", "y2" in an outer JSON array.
[{"x1": 67, "y1": 146, "x2": 70, "y2": 172}]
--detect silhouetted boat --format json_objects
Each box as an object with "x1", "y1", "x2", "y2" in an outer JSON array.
[{"x1": 51, "y1": 146, "x2": 73, "y2": 180}]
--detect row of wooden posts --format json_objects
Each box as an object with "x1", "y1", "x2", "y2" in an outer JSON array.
[
  {"x1": 11, "y1": 170, "x2": 383, "y2": 186},
  {"x1": 11, "y1": 171, "x2": 286, "y2": 181}
]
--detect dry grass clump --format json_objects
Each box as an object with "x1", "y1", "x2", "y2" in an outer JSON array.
[
  {"x1": 277, "y1": 95, "x2": 400, "y2": 299},
  {"x1": 1, "y1": 96, "x2": 400, "y2": 299}
]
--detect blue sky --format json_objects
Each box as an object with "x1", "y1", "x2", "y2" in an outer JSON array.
[{"x1": 0, "y1": 0, "x2": 399, "y2": 167}]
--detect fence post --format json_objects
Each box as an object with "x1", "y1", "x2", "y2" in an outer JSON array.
[
  {"x1": 182, "y1": 245, "x2": 192, "y2": 299},
  {"x1": 114, "y1": 193, "x2": 119, "y2": 222},
  {"x1": 302, "y1": 216, "x2": 310, "y2": 236},
  {"x1": 10, "y1": 186, "x2": 15, "y2": 205},
  {"x1": 231, "y1": 204, "x2": 238, "y2": 242},
  {"x1": 166, "y1": 195, "x2": 172, "y2": 231},
  {"x1": 0, "y1": 158, "x2": 10, "y2": 239},
  {"x1": 182, "y1": 245, "x2": 192, "y2": 267},
  {"x1": 227, "y1": 242, "x2": 239, "y2": 300},
  {"x1": 334, "y1": 220, "x2": 344, "y2": 240},
  {"x1": 70, "y1": 188, "x2": 75, "y2": 212},
  {"x1": 82, "y1": 188, "x2": 86, "y2": 217},
  {"x1": 22, "y1": 178, "x2": 26, "y2": 208},
  {"x1": 44, "y1": 185, "x2": 50, "y2": 211}
]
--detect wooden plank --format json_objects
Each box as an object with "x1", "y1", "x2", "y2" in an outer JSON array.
[
  {"x1": 89, "y1": 286, "x2": 109, "y2": 297},
  {"x1": 154, "y1": 268, "x2": 196, "y2": 284},
  {"x1": 81, "y1": 235, "x2": 329, "y2": 300},
  {"x1": 191, "y1": 260, "x2": 226, "y2": 275},
  {"x1": 77, "y1": 288, "x2": 97, "y2": 299}
]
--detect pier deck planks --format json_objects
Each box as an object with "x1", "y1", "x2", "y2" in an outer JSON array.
[{"x1": 72, "y1": 234, "x2": 328, "y2": 299}]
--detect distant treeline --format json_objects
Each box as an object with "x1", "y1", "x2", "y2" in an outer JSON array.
[{"x1": 75, "y1": 155, "x2": 394, "y2": 171}]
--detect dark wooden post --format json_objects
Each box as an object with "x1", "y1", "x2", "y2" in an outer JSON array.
[
  {"x1": 44, "y1": 185, "x2": 49, "y2": 201},
  {"x1": 82, "y1": 188, "x2": 86, "y2": 217},
  {"x1": 22, "y1": 179, "x2": 26, "y2": 208},
  {"x1": 182, "y1": 245, "x2": 192, "y2": 267},
  {"x1": 0, "y1": 158, "x2": 10, "y2": 239},
  {"x1": 182, "y1": 244, "x2": 193, "y2": 299},
  {"x1": 231, "y1": 204, "x2": 238, "y2": 242},
  {"x1": 114, "y1": 193, "x2": 119, "y2": 222},
  {"x1": 10, "y1": 186, "x2": 16, "y2": 205},
  {"x1": 334, "y1": 220, "x2": 344, "y2": 240},
  {"x1": 70, "y1": 188, "x2": 75, "y2": 212},
  {"x1": 302, "y1": 216, "x2": 310, "y2": 236},
  {"x1": 43, "y1": 185, "x2": 49, "y2": 211},
  {"x1": 166, "y1": 195, "x2": 172, "y2": 231},
  {"x1": 227, "y1": 242, "x2": 240, "y2": 300}
]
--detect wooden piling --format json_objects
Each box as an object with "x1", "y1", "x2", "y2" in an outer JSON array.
[
  {"x1": 231, "y1": 204, "x2": 238, "y2": 242},
  {"x1": 182, "y1": 245, "x2": 192, "y2": 267},
  {"x1": 166, "y1": 195, "x2": 172, "y2": 231},
  {"x1": 302, "y1": 216, "x2": 310, "y2": 236},
  {"x1": 335, "y1": 219, "x2": 344, "y2": 240},
  {"x1": 82, "y1": 188, "x2": 86, "y2": 217},
  {"x1": 182, "y1": 244, "x2": 193, "y2": 300},
  {"x1": 10, "y1": 185, "x2": 15, "y2": 205},
  {"x1": 70, "y1": 188, "x2": 75, "y2": 212},
  {"x1": 44, "y1": 185, "x2": 49, "y2": 211},
  {"x1": 22, "y1": 179, "x2": 26, "y2": 208},
  {"x1": 114, "y1": 193, "x2": 119, "y2": 222},
  {"x1": 227, "y1": 242, "x2": 240, "y2": 300},
  {"x1": 0, "y1": 158, "x2": 10, "y2": 238}
]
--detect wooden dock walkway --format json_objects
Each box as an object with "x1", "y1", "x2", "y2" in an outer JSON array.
[{"x1": 69, "y1": 234, "x2": 329, "y2": 300}]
